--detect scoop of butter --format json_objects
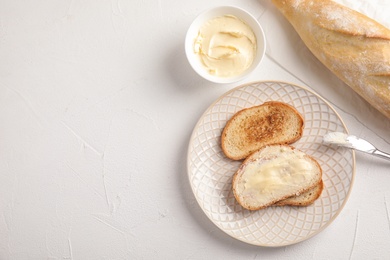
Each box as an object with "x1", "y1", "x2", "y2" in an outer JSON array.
[{"x1": 194, "y1": 15, "x2": 257, "y2": 78}]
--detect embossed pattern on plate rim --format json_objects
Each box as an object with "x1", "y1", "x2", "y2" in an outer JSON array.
[{"x1": 187, "y1": 80, "x2": 356, "y2": 247}]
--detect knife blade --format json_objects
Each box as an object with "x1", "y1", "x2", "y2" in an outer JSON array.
[{"x1": 323, "y1": 132, "x2": 390, "y2": 161}]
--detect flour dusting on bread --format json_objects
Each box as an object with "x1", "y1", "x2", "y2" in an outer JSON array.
[{"x1": 272, "y1": 0, "x2": 390, "y2": 118}]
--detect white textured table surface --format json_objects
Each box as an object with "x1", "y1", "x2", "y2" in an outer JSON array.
[{"x1": 1, "y1": 0, "x2": 390, "y2": 259}]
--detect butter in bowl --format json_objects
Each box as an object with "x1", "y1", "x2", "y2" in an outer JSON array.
[{"x1": 185, "y1": 6, "x2": 266, "y2": 84}]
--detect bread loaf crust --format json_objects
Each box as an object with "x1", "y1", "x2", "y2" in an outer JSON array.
[{"x1": 272, "y1": 0, "x2": 390, "y2": 119}]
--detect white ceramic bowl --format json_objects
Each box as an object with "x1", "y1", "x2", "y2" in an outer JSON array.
[{"x1": 185, "y1": 6, "x2": 266, "y2": 84}]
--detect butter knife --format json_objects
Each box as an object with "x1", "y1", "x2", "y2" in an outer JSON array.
[{"x1": 323, "y1": 132, "x2": 390, "y2": 161}]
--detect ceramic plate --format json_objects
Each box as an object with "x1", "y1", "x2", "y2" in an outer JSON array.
[{"x1": 187, "y1": 81, "x2": 355, "y2": 247}]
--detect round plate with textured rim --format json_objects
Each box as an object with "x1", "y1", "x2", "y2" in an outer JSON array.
[{"x1": 187, "y1": 81, "x2": 355, "y2": 247}]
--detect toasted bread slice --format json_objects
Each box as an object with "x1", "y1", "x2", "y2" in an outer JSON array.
[
  {"x1": 275, "y1": 180, "x2": 323, "y2": 206},
  {"x1": 232, "y1": 145, "x2": 322, "y2": 211},
  {"x1": 221, "y1": 101, "x2": 304, "y2": 160}
]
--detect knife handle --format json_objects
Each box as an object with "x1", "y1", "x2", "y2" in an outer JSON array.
[{"x1": 373, "y1": 149, "x2": 390, "y2": 161}]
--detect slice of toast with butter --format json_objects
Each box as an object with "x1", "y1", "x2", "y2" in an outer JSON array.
[{"x1": 232, "y1": 144, "x2": 323, "y2": 210}]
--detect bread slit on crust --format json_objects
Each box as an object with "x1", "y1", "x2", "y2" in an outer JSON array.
[
  {"x1": 232, "y1": 145, "x2": 322, "y2": 211},
  {"x1": 272, "y1": 0, "x2": 390, "y2": 119},
  {"x1": 221, "y1": 101, "x2": 304, "y2": 160}
]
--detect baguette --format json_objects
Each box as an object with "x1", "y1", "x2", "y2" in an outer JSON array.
[
  {"x1": 232, "y1": 144, "x2": 322, "y2": 210},
  {"x1": 221, "y1": 101, "x2": 304, "y2": 160},
  {"x1": 272, "y1": 0, "x2": 390, "y2": 119}
]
